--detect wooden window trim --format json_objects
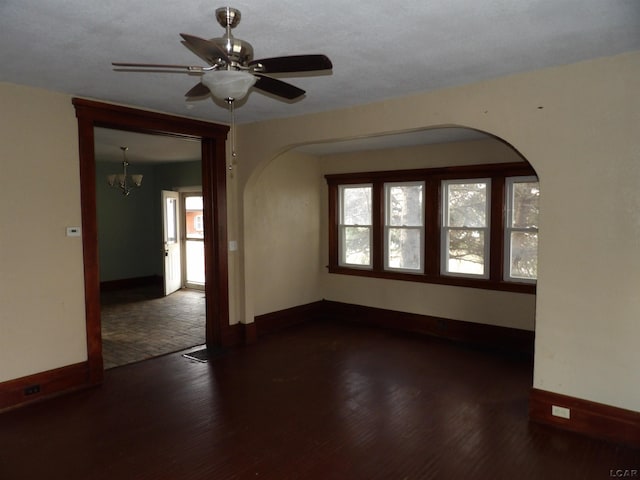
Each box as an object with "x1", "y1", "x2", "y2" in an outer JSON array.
[{"x1": 326, "y1": 162, "x2": 537, "y2": 295}]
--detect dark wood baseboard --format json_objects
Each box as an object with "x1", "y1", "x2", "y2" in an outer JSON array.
[
  {"x1": 100, "y1": 275, "x2": 162, "y2": 292},
  {"x1": 252, "y1": 300, "x2": 533, "y2": 356},
  {"x1": 529, "y1": 388, "x2": 640, "y2": 448},
  {"x1": 255, "y1": 301, "x2": 326, "y2": 337},
  {"x1": 0, "y1": 362, "x2": 94, "y2": 412},
  {"x1": 319, "y1": 300, "x2": 535, "y2": 356},
  {"x1": 223, "y1": 322, "x2": 258, "y2": 347}
]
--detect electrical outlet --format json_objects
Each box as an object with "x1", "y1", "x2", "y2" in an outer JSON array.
[
  {"x1": 551, "y1": 405, "x2": 570, "y2": 419},
  {"x1": 24, "y1": 384, "x2": 41, "y2": 396}
]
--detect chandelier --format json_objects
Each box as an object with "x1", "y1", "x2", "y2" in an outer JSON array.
[{"x1": 106, "y1": 146, "x2": 143, "y2": 196}]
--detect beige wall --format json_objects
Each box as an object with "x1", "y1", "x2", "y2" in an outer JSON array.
[
  {"x1": 239, "y1": 51, "x2": 640, "y2": 412},
  {"x1": 316, "y1": 137, "x2": 523, "y2": 174},
  {"x1": 0, "y1": 83, "x2": 86, "y2": 382},
  {"x1": 247, "y1": 150, "x2": 322, "y2": 316}
]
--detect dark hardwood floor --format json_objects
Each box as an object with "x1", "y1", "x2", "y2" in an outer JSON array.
[{"x1": 0, "y1": 321, "x2": 637, "y2": 479}]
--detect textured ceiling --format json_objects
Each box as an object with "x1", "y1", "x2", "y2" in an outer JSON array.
[{"x1": 2, "y1": 0, "x2": 639, "y2": 128}]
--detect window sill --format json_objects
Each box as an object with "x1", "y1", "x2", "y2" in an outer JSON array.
[{"x1": 327, "y1": 265, "x2": 536, "y2": 294}]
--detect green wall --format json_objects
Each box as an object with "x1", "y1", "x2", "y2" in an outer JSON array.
[
  {"x1": 156, "y1": 161, "x2": 202, "y2": 191},
  {"x1": 96, "y1": 160, "x2": 201, "y2": 282}
]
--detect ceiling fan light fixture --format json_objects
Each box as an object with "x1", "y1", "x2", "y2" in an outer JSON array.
[{"x1": 202, "y1": 70, "x2": 257, "y2": 100}]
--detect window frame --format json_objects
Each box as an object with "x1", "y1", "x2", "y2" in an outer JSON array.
[
  {"x1": 384, "y1": 181, "x2": 425, "y2": 274},
  {"x1": 441, "y1": 178, "x2": 491, "y2": 279},
  {"x1": 326, "y1": 162, "x2": 537, "y2": 294},
  {"x1": 504, "y1": 175, "x2": 539, "y2": 284},
  {"x1": 338, "y1": 183, "x2": 374, "y2": 270}
]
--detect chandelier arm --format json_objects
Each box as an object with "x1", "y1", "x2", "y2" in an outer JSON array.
[{"x1": 106, "y1": 146, "x2": 142, "y2": 196}]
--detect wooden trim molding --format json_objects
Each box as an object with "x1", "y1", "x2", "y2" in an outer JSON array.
[
  {"x1": 72, "y1": 98, "x2": 228, "y2": 138},
  {"x1": 73, "y1": 98, "x2": 230, "y2": 384},
  {"x1": 0, "y1": 363, "x2": 91, "y2": 412},
  {"x1": 324, "y1": 161, "x2": 537, "y2": 183},
  {"x1": 252, "y1": 300, "x2": 534, "y2": 356},
  {"x1": 100, "y1": 275, "x2": 162, "y2": 291},
  {"x1": 325, "y1": 162, "x2": 537, "y2": 294},
  {"x1": 255, "y1": 301, "x2": 326, "y2": 337},
  {"x1": 320, "y1": 300, "x2": 535, "y2": 356},
  {"x1": 223, "y1": 322, "x2": 258, "y2": 347},
  {"x1": 529, "y1": 388, "x2": 640, "y2": 448}
]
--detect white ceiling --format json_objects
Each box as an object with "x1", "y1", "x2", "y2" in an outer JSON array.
[{"x1": 2, "y1": 1, "x2": 638, "y2": 158}]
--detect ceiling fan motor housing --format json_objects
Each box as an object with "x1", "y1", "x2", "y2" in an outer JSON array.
[
  {"x1": 213, "y1": 7, "x2": 253, "y2": 67},
  {"x1": 211, "y1": 36, "x2": 254, "y2": 66}
]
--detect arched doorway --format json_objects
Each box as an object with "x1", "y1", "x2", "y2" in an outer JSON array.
[{"x1": 245, "y1": 126, "x2": 538, "y2": 349}]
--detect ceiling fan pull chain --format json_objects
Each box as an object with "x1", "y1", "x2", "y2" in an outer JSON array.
[{"x1": 227, "y1": 98, "x2": 238, "y2": 176}]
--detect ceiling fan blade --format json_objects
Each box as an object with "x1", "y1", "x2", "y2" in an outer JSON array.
[
  {"x1": 112, "y1": 62, "x2": 205, "y2": 72},
  {"x1": 249, "y1": 54, "x2": 332, "y2": 74},
  {"x1": 180, "y1": 33, "x2": 230, "y2": 65},
  {"x1": 253, "y1": 75, "x2": 305, "y2": 100},
  {"x1": 185, "y1": 83, "x2": 211, "y2": 98}
]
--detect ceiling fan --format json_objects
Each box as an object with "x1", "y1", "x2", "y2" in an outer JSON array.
[{"x1": 113, "y1": 6, "x2": 333, "y2": 105}]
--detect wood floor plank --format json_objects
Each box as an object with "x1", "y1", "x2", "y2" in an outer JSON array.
[{"x1": 0, "y1": 321, "x2": 638, "y2": 479}]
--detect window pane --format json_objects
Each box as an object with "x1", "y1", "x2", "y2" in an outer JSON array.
[
  {"x1": 185, "y1": 195, "x2": 204, "y2": 239},
  {"x1": 388, "y1": 228, "x2": 421, "y2": 270},
  {"x1": 511, "y1": 182, "x2": 539, "y2": 228},
  {"x1": 510, "y1": 232, "x2": 538, "y2": 279},
  {"x1": 185, "y1": 196, "x2": 203, "y2": 210},
  {"x1": 388, "y1": 184, "x2": 423, "y2": 226},
  {"x1": 165, "y1": 197, "x2": 177, "y2": 244},
  {"x1": 447, "y1": 229, "x2": 485, "y2": 275},
  {"x1": 446, "y1": 182, "x2": 487, "y2": 227},
  {"x1": 505, "y1": 177, "x2": 538, "y2": 282},
  {"x1": 185, "y1": 240, "x2": 205, "y2": 284},
  {"x1": 342, "y1": 186, "x2": 371, "y2": 225},
  {"x1": 343, "y1": 226, "x2": 371, "y2": 266}
]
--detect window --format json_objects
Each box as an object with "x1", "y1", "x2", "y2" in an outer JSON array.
[
  {"x1": 505, "y1": 176, "x2": 539, "y2": 282},
  {"x1": 338, "y1": 184, "x2": 373, "y2": 268},
  {"x1": 385, "y1": 182, "x2": 424, "y2": 272},
  {"x1": 441, "y1": 179, "x2": 490, "y2": 278},
  {"x1": 183, "y1": 194, "x2": 205, "y2": 286},
  {"x1": 326, "y1": 162, "x2": 538, "y2": 294}
]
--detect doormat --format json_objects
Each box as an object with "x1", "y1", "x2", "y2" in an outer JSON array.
[{"x1": 182, "y1": 347, "x2": 226, "y2": 363}]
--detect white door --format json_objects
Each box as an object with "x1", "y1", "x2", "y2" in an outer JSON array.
[{"x1": 162, "y1": 190, "x2": 181, "y2": 296}]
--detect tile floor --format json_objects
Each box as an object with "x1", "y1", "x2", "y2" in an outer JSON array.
[{"x1": 100, "y1": 285, "x2": 205, "y2": 369}]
